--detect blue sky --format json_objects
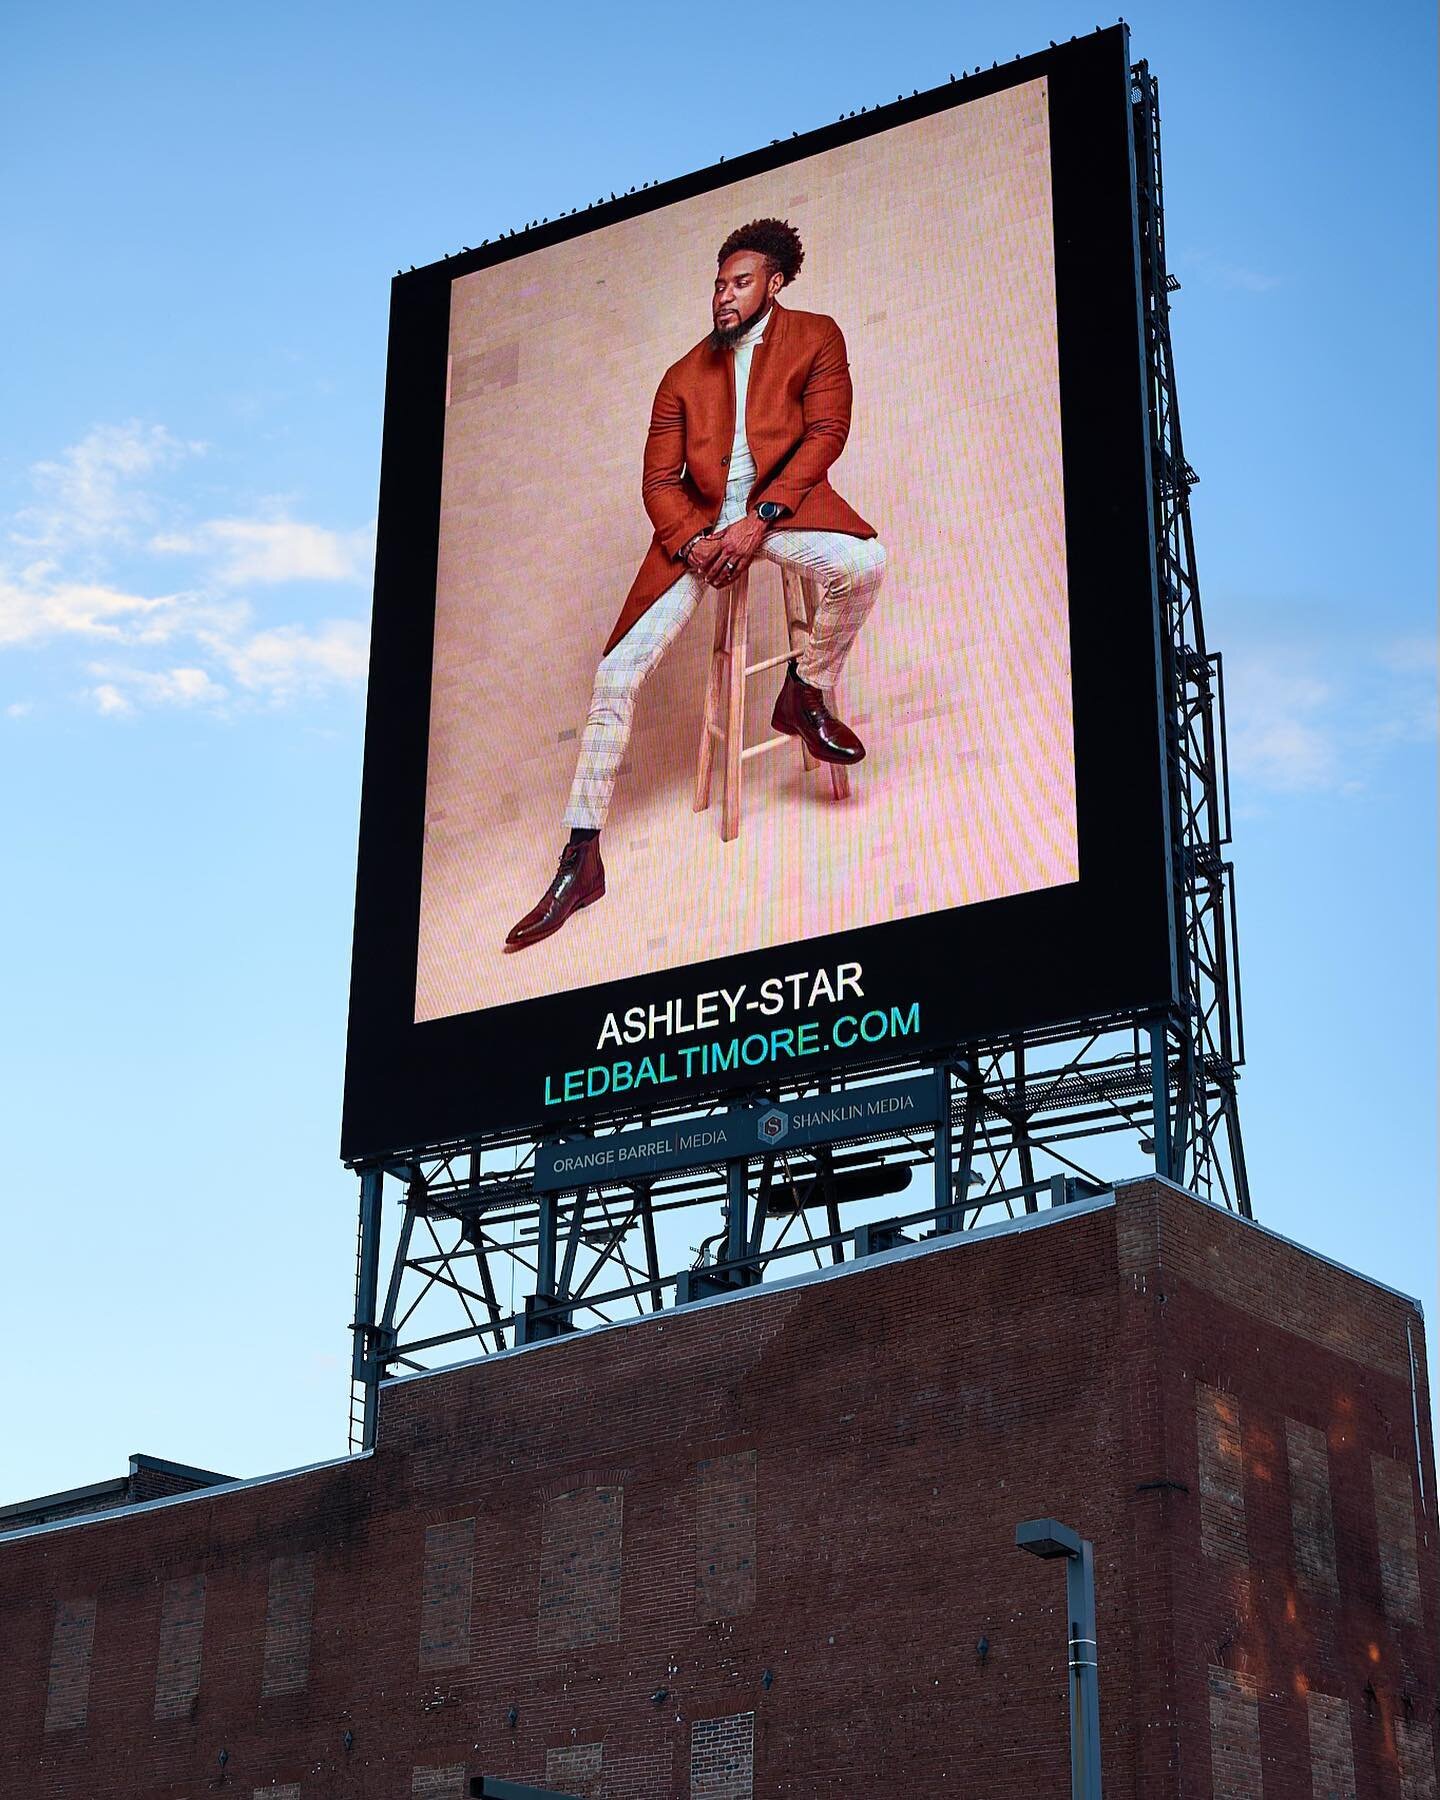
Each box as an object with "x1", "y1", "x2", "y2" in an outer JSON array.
[{"x1": 3, "y1": 0, "x2": 1434, "y2": 1497}]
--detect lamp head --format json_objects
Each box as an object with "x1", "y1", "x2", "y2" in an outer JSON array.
[{"x1": 1015, "y1": 1517, "x2": 1082, "y2": 1560}]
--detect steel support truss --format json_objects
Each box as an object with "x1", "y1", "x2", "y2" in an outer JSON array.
[
  {"x1": 346, "y1": 61, "x2": 1248, "y2": 1451},
  {"x1": 1132, "y1": 60, "x2": 1250, "y2": 1218}
]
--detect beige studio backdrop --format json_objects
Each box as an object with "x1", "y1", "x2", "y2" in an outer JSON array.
[{"x1": 416, "y1": 77, "x2": 1078, "y2": 1024}]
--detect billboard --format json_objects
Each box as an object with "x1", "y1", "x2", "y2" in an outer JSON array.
[{"x1": 342, "y1": 28, "x2": 1176, "y2": 1160}]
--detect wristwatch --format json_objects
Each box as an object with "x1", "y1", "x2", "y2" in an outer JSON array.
[{"x1": 755, "y1": 501, "x2": 786, "y2": 524}]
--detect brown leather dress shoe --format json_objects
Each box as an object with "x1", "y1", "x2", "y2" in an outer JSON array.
[
  {"x1": 505, "y1": 838, "x2": 606, "y2": 951},
  {"x1": 771, "y1": 664, "x2": 866, "y2": 764}
]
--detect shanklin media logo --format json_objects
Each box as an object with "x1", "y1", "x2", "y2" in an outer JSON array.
[{"x1": 757, "y1": 1107, "x2": 789, "y2": 1146}]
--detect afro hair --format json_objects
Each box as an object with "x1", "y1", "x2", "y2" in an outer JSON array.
[{"x1": 716, "y1": 217, "x2": 805, "y2": 286}]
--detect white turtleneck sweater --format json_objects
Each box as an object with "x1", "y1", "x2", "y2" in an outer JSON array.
[{"x1": 715, "y1": 306, "x2": 769, "y2": 529}]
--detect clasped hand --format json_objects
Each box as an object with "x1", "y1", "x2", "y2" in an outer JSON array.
[{"x1": 684, "y1": 516, "x2": 769, "y2": 587}]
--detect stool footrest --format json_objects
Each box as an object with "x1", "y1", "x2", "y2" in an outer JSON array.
[
  {"x1": 741, "y1": 734, "x2": 795, "y2": 762},
  {"x1": 744, "y1": 652, "x2": 792, "y2": 678}
]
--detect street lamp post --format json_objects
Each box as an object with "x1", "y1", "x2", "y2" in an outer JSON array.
[{"x1": 1015, "y1": 1517, "x2": 1102, "y2": 1800}]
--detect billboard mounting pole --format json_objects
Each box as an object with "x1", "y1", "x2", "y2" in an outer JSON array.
[
  {"x1": 350, "y1": 1167, "x2": 384, "y2": 1451},
  {"x1": 724, "y1": 1160, "x2": 749, "y2": 1265},
  {"x1": 1013, "y1": 1037, "x2": 1039, "y2": 1210},
  {"x1": 933, "y1": 1061, "x2": 955, "y2": 1231},
  {"x1": 1146, "y1": 1020, "x2": 1172, "y2": 1182}
]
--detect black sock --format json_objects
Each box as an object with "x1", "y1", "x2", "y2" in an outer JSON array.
[{"x1": 568, "y1": 827, "x2": 599, "y2": 846}]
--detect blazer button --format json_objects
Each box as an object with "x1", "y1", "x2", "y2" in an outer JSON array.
[{"x1": 720, "y1": 454, "x2": 730, "y2": 465}]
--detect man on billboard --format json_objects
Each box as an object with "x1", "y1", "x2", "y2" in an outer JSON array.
[{"x1": 505, "y1": 218, "x2": 888, "y2": 951}]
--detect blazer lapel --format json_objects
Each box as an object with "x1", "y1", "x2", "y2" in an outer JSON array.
[{"x1": 698, "y1": 300, "x2": 786, "y2": 500}]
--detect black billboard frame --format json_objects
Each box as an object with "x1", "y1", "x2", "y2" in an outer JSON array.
[{"x1": 341, "y1": 26, "x2": 1178, "y2": 1162}]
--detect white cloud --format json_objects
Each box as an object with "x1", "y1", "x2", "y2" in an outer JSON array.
[
  {"x1": 205, "y1": 618, "x2": 370, "y2": 697},
  {"x1": 86, "y1": 663, "x2": 229, "y2": 714},
  {"x1": 2, "y1": 420, "x2": 371, "y2": 718},
  {"x1": 153, "y1": 518, "x2": 373, "y2": 586},
  {"x1": 90, "y1": 683, "x2": 134, "y2": 718},
  {"x1": 13, "y1": 422, "x2": 203, "y2": 551},
  {"x1": 0, "y1": 569, "x2": 180, "y2": 647},
  {"x1": 6, "y1": 700, "x2": 34, "y2": 718},
  {"x1": 1226, "y1": 665, "x2": 1338, "y2": 792},
  {"x1": 1224, "y1": 630, "x2": 1436, "y2": 799},
  {"x1": 1375, "y1": 633, "x2": 1438, "y2": 678},
  {"x1": 1178, "y1": 249, "x2": 1281, "y2": 295}
]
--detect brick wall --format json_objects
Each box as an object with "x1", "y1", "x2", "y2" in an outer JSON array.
[
  {"x1": 537, "y1": 1485, "x2": 623, "y2": 1653},
  {"x1": 1207, "y1": 1664, "x2": 1261, "y2": 1796},
  {"x1": 260, "y1": 1553, "x2": 315, "y2": 1697},
  {"x1": 1307, "y1": 1690, "x2": 1356, "y2": 1798},
  {"x1": 1372, "y1": 1454, "x2": 1424, "y2": 1626},
  {"x1": 2, "y1": 1180, "x2": 1436, "y2": 1798},
  {"x1": 546, "y1": 1740, "x2": 602, "y2": 1794},
  {"x1": 419, "y1": 1519, "x2": 474, "y2": 1669},
  {"x1": 694, "y1": 1452, "x2": 756, "y2": 1622},
  {"x1": 1398, "y1": 1720, "x2": 1438, "y2": 1800},
  {"x1": 1197, "y1": 1383, "x2": 1248, "y2": 1571},
  {"x1": 409, "y1": 1764, "x2": 464, "y2": 1798},
  {"x1": 127, "y1": 1462, "x2": 227, "y2": 1504},
  {"x1": 153, "y1": 1571, "x2": 205, "y2": 1721},
  {"x1": 42, "y1": 1595, "x2": 96, "y2": 1733},
  {"x1": 689, "y1": 1711, "x2": 753, "y2": 1799},
  {"x1": 1287, "y1": 1418, "x2": 1340, "y2": 1596}
]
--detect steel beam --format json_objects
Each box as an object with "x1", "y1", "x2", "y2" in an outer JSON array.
[
  {"x1": 351, "y1": 1168, "x2": 385, "y2": 1451},
  {"x1": 724, "y1": 1160, "x2": 748, "y2": 1265}
]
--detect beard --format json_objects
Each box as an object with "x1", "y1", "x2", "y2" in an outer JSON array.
[{"x1": 708, "y1": 293, "x2": 772, "y2": 351}]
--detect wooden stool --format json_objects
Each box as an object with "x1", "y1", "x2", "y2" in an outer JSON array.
[{"x1": 693, "y1": 566, "x2": 851, "y2": 842}]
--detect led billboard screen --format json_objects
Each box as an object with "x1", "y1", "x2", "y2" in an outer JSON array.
[{"x1": 342, "y1": 28, "x2": 1176, "y2": 1159}]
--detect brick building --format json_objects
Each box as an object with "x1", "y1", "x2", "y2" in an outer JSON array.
[
  {"x1": 2, "y1": 1177, "x2": 1436, "y2": 1796},
  {"x1": 0, "y1": 1454, "x2": 235, "y2": 1534}
]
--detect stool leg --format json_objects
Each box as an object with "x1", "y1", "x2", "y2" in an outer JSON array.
[
  {"x1": 721, "y1": 573, "x2": 749, "y2": 843},
  {"x1": 693, "y1": 587, "x2": 729, "y2": 813},
  {"x1": 781, "y1": 569, "x2": 818, "y2": 773}
]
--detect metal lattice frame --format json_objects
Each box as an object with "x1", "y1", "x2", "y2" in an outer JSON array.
[
  {"x1": 1133, "y1": 61, "x2": 1250, "y2": 1215},
  {"x1": 345, "y1": 59, "x2": 1249, "y2": 1451}
]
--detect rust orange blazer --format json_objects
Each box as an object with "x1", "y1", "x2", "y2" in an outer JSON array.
[{"x1": 604, "y1": 300, "x2": 876, "y2": 653}]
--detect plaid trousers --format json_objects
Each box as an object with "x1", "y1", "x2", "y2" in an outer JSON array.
[{"x1": 564, "y1": 529, "x2": 887, "y2": 832}]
